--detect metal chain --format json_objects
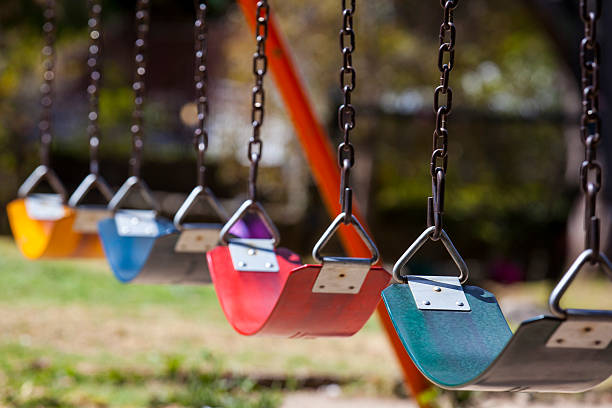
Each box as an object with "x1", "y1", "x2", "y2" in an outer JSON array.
[
  {"x1": 428, "y1": 0, "x2": 459, "y2": 240},
  {"x1": 39, "y1": 0, "x2": 56, "y2": 168},
  {"x1": 194, "y1": 0, "x2": 209, "y2": 187},
  {"x1": 337, "y1": 0, "x2": 356, "y2": 222},
  {"x1": 129, "y1": 0, "x2": 150, "y2": 179},
  {"x1": 247, "y1": 0, "x2": 270, "y2": 201},
  {"x1": 87, "y1": 0, "x2": 102, "y2": 175},
  {"x1": 578, "y1": 0, "x2": 603, "y2": 256}
]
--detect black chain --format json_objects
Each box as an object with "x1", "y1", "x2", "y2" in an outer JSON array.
[
  {"x1": 337, "y1": 0, "x2": 356, "y2": 223},
  {"x1": 87, "y1": 0, "x2": 102, "y2": 175},
  {"x1": 428, "y1": 0, "x2": 459, "y2": 240},
  {"x1": 579, "y1": 0, "x2": 603, "y2": 257},
  {"x1": 247, "y1": 0, "x2": 270, "y2": 201},
  {"x1": 194, "y1": 0, "x2": 208, "y2": 187},
  {"x1": 39, "y1": 0, "x2": 56, "y2": 168},
  {"x1": 129, "y1": 0, "x2": 150, "y2": 179}
]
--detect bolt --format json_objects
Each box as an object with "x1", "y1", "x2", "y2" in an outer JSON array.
[
  {"x1": 238, "y1": 261, "x2": 246, "y2": 267},
  {"x1": 422, "y1": 300, "x2": 431, "y2": 306},
  {"x1": 583, "y1": 327, "x2": 592, "y2": 333},
  {"x1": 433, "y1": 286, "x2": 442, "y2": 292},
  {"x1": 247, "y1": 249, "x2": 256, "y2": 256},
  {"x1": 339, "y1": 273, "x2": 346, "y2": 278},
  {"x1": 556, "y1": 338, "x2": 564, "y2": 344},
  {"x1": 594, "y1": 340, "x2": 602, "y2": 346},
  {"x1": 130, "y1": 217, "x2": 139, "y2": 225},
  {"x1": 265, "y1": 262, "x2": 273, "y2": 268},
  {"x1": 456, "y1": 301, "x2": 464, "y2": 307}
]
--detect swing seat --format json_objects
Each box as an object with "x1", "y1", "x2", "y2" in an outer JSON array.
[
  {"x1": 7, "y1": 196, "x2": 102, "y2": 259},
  {"x1": 208, "y1": 244, "x2": 390, "y2": 337},
  {"x1": 382, "y1": 282, "x2": 612, "y2": 392}
]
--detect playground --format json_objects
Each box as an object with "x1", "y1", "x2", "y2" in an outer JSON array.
[{"x1": 0, "y1": 0, "x2": 611, "y2": 406}]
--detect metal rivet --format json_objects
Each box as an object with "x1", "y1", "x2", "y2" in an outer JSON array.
[
  {"x1": 556, "y1": 338, "x2": 564, "y2": 344},
  {"x1": 265, "y1": 262, "x2": 273, "y2": 268},
  {"x1": 319, "y1": 285, "x2": 325, "y2": 289},
  {"x1": 594, "y1": 340, "x2": 602, "y2": 346},
  {"x1": 456, "y1": 301, "x2": 464, "y2": 307},
  {"x1": 121, "y1": 227, "x2": 129, "y2": 234},
  {"x1": 238, "y1": 261, "x2": 246, "y2": 267},
  {"x1": 422, "y1": 300, "x2": 431, "y2": 306},
  {"x1": 348, "y1": 285, "x2": 355, "y2": 290},
  {"x1": 584, "y1": 327, "x2": 592, "y2": 333},
  {"x1": 433, "y1": 286, "x2": 442, "y2": 292},
  {"x1": 145, "y1": 227, "x2": 153, "y2": 234},
  {"x1": 247, "y1": 249, "x2": 256, "y2": 256},
  {"x1": 130, "y1": 217, "x2": 139, "y2": 225},
  {"x1": 339, "y1": 273, "x2": 346, "y2": 278}
]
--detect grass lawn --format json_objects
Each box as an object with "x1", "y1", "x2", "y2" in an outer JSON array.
[{"x1": 0, "y1": 237, "x2": 610, "y2": 407}]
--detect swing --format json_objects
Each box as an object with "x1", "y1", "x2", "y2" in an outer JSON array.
[
  {"x1": 207, "y1": 0, "x2": 391, "y2": 338},
  {"x1": 98, "y1": 0, "x2": 251, "y2": 284},
  {"x1": 382, "y1": 0, "x2": 612, "y2": 392},
  {"x1": 7, "y1": 0, "x2": 89, "y2": 259},
  {"x1": 67, "y1": 0, "x2": 114, "y2": 258}
]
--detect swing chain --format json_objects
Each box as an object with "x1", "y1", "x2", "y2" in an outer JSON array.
[
  {"x1": 579, "y1": 0, "x2": 603, "y2": 259},
  {"x1": 39, "y1": 0, "x2": 56, "y2": 168},
  {"x1": 194, "y1": 0, "x2": 209, "y2": 187},
  {"x1": 247, "y1": 0, "x2": 270, "y2": 201},
  {"x1": 87, "y1": 0, "x2": 102, "y2": 176},
  {"x1": 129, "y1": 0, "x2": 150, "y2": 179},
  {"x1": 338, "y1": 0, "x2": 356, "y2": 223},
  {"x1": 428, "y1": 0, "x2": 459, "y2": 240}
]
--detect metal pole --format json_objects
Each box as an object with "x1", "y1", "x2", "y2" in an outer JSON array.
[{"x1": 236, "y1": 1, "x2": 434, "y2": 405}]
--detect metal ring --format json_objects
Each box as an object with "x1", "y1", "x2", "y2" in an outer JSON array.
[
  {"x1": 107, "y1": 176, "x2": 160, "y2": 214},
  {"x1": 173, "y1": 185, "x2": 228, "y2": 230},
  {"x1": 219, "y1": 199, "x2": 280, "y2": 246},
  {"x1": 18, "y1": 164, "x2": 68, "y2": 203},
  {"x1": 392, "y1": 226, "x2": 469, "y2": 284},
  {"x1": 68, "y1": 173, "x2": 114, "y2": 208},
  {"x1": 549, "y1": 249, "x2": 612, "y2": 318},
  {"x1": 311, "y1": 212, "x2": 379, "y2": 265}
]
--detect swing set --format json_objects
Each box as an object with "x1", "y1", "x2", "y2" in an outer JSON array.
[{"x1": 4, "y1": 0, "x2": 612, "y2": 404}]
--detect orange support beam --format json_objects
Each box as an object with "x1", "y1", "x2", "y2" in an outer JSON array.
[{"x1": 236, "y1": 1, "x2": 434, "y2": 406}]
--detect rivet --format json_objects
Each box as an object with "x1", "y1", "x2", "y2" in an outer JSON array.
[
  {"x1": 556, "y1": 338, "x2": 564, "y2": 344},
  {"x1": 422, "y1": 300, "x2": 431, "y2": 306},
  {"x1": 348, "y1": 285, "x2": 355, "y2": 290},
  {"x1": 594, "y1": 340, "x2": 602, "y2": 346},
  {"x1": 238, "y1": 261, "x2": 246, "y2": 267},
  {"x1": 265, "y1": 262, "x2": 273, "y2": 268},
  {"x1": 339, "y1": 273, "x2": 346, "y2": 278},
  {"x1": 319, "y1": 285, "x2": 325, "y2": 289},
  {"x1": 583, "y1": 327, "x2": 592, "y2": 333},
  {"x1": 145, "y1": 227, "x2": 153, "y2": 234},
  {"x1": 456, "y1": 301, "x2": 464, "y2": 307},
  {"x1": 121, "y1": 227, "x2": 129, "y2": 234},
  {"x1": 130, "y1": 217, "x2": 139, "y2": 225},
  {"x1": 247, "y1": 249, "x2": 256, "y2": 256},
  {"x1": 433, "y1": 286, "x2": 442, "y2": 292}
]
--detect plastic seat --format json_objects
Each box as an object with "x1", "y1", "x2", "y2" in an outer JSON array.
[
  {"x1": 207, "y1": 200, "x2": 391, "y2": 337},
  {"x1": 382, "y1": 226, "x2": 612, "y2": 392},
  {"x1": 7, "y1": 165, "x2": 102, "y2": 259},
  {"x1": 99, "y1": 179, "x2": 250, "y2": 285}
]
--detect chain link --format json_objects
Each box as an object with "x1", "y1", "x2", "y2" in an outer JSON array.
[
  {"x1": 129, "y1": 0, "x2": 150, "y2": 179},
  {"x1": 39, "y1": 0, "x2": 56, "y2": 168},
  {"x1": 578, "y1": 0, "x2": 603, "y2": 256},
  {"x1": 86, "y1": 0, "x2": 102, "y2": 175},
  {"x1": 194, "y1": 0, "x2": 209, "y2": 187},
  {"x1": 337, "y1": 0, "x2": 356, "y2": 222},
  {"x1": 247, "y1": 0, "x2": 270, "y2": 201},
  {"x1": 428, "y1": 0, "x2": 459, "y2": 240}
]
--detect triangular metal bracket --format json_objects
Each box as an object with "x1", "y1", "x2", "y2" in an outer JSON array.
[
  {"x1": 18, "y1": 165, "x2": 67, "y2": 203},
  {"x1": 108, "y1": 176, "x2": 160, "y2": 215},
  {"x1": 219, "y1": 199, "x2": 280, "y2": 246}
]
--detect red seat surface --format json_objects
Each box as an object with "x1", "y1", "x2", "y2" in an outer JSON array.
[{"x1": 207, "y1": 245, "x2": 391, "y2": 337}]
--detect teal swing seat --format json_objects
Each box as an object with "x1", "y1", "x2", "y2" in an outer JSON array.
[{"x1": 382, "y1": 228, "x2": 612, "y2": 393}]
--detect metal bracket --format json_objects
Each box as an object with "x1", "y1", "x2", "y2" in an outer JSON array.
[
  {"x1": 228, "y1": 238, "x2": 279, "y2": 272},
  {"x1": 73, "y1": 205, "x2": 112, "y2": 233},
  {"x1": 407, "y1": 275, "x2": 471, "y2": 311},
  {"x1": 114, "y1": 210, "x2": 159, "y2": 237},
  {"x1": 24, "y1": 194, "x2": 66, "y2": 221},
  {"x1": 174, "y1": 223, "x2": 222, "y2": 253},
  {"x1": 546, "y1": 320, "x2": 612, "y2": 349},
  {"x1": 312, "y1": 257, "x2": 370, "y2": 294}
]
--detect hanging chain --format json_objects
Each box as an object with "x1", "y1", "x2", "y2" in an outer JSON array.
[
  {"x1": 579, "y1": 0, "x2": 603, "y2": 257},
  {"x1": 428, "y1": 0, "x2": 459, "y2": 240},
  {"x1": 247, "y1": 0, "x2": 270, "y2": 201},
  {"x1": 39, "y1": 0, "x2": 56, "y2": 168},
  {"x1": 194, "y1": 0, "x2": 209, "y2": 187},
  {"x1": 337, "y1": 0, "x2": 356, "y2": 223},
  {"x1": 129, "y1": 0, "x2": 150, "y2": 179},
  {"x1": 87, "y1": 0, "x2": 102, "y2": 175}
]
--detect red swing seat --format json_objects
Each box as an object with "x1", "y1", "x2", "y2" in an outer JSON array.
[{"x1": 207, "y1": 200, "x2": 391, "y2": 338}]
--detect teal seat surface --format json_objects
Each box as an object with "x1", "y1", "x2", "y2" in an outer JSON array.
[{"x1": 382, "y1": 283, "x2": 512, "y2": 388}]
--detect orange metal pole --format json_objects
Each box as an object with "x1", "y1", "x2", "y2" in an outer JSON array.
[{"x1": 236, "y1": 1, "x2": 434, "y2": 406}]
